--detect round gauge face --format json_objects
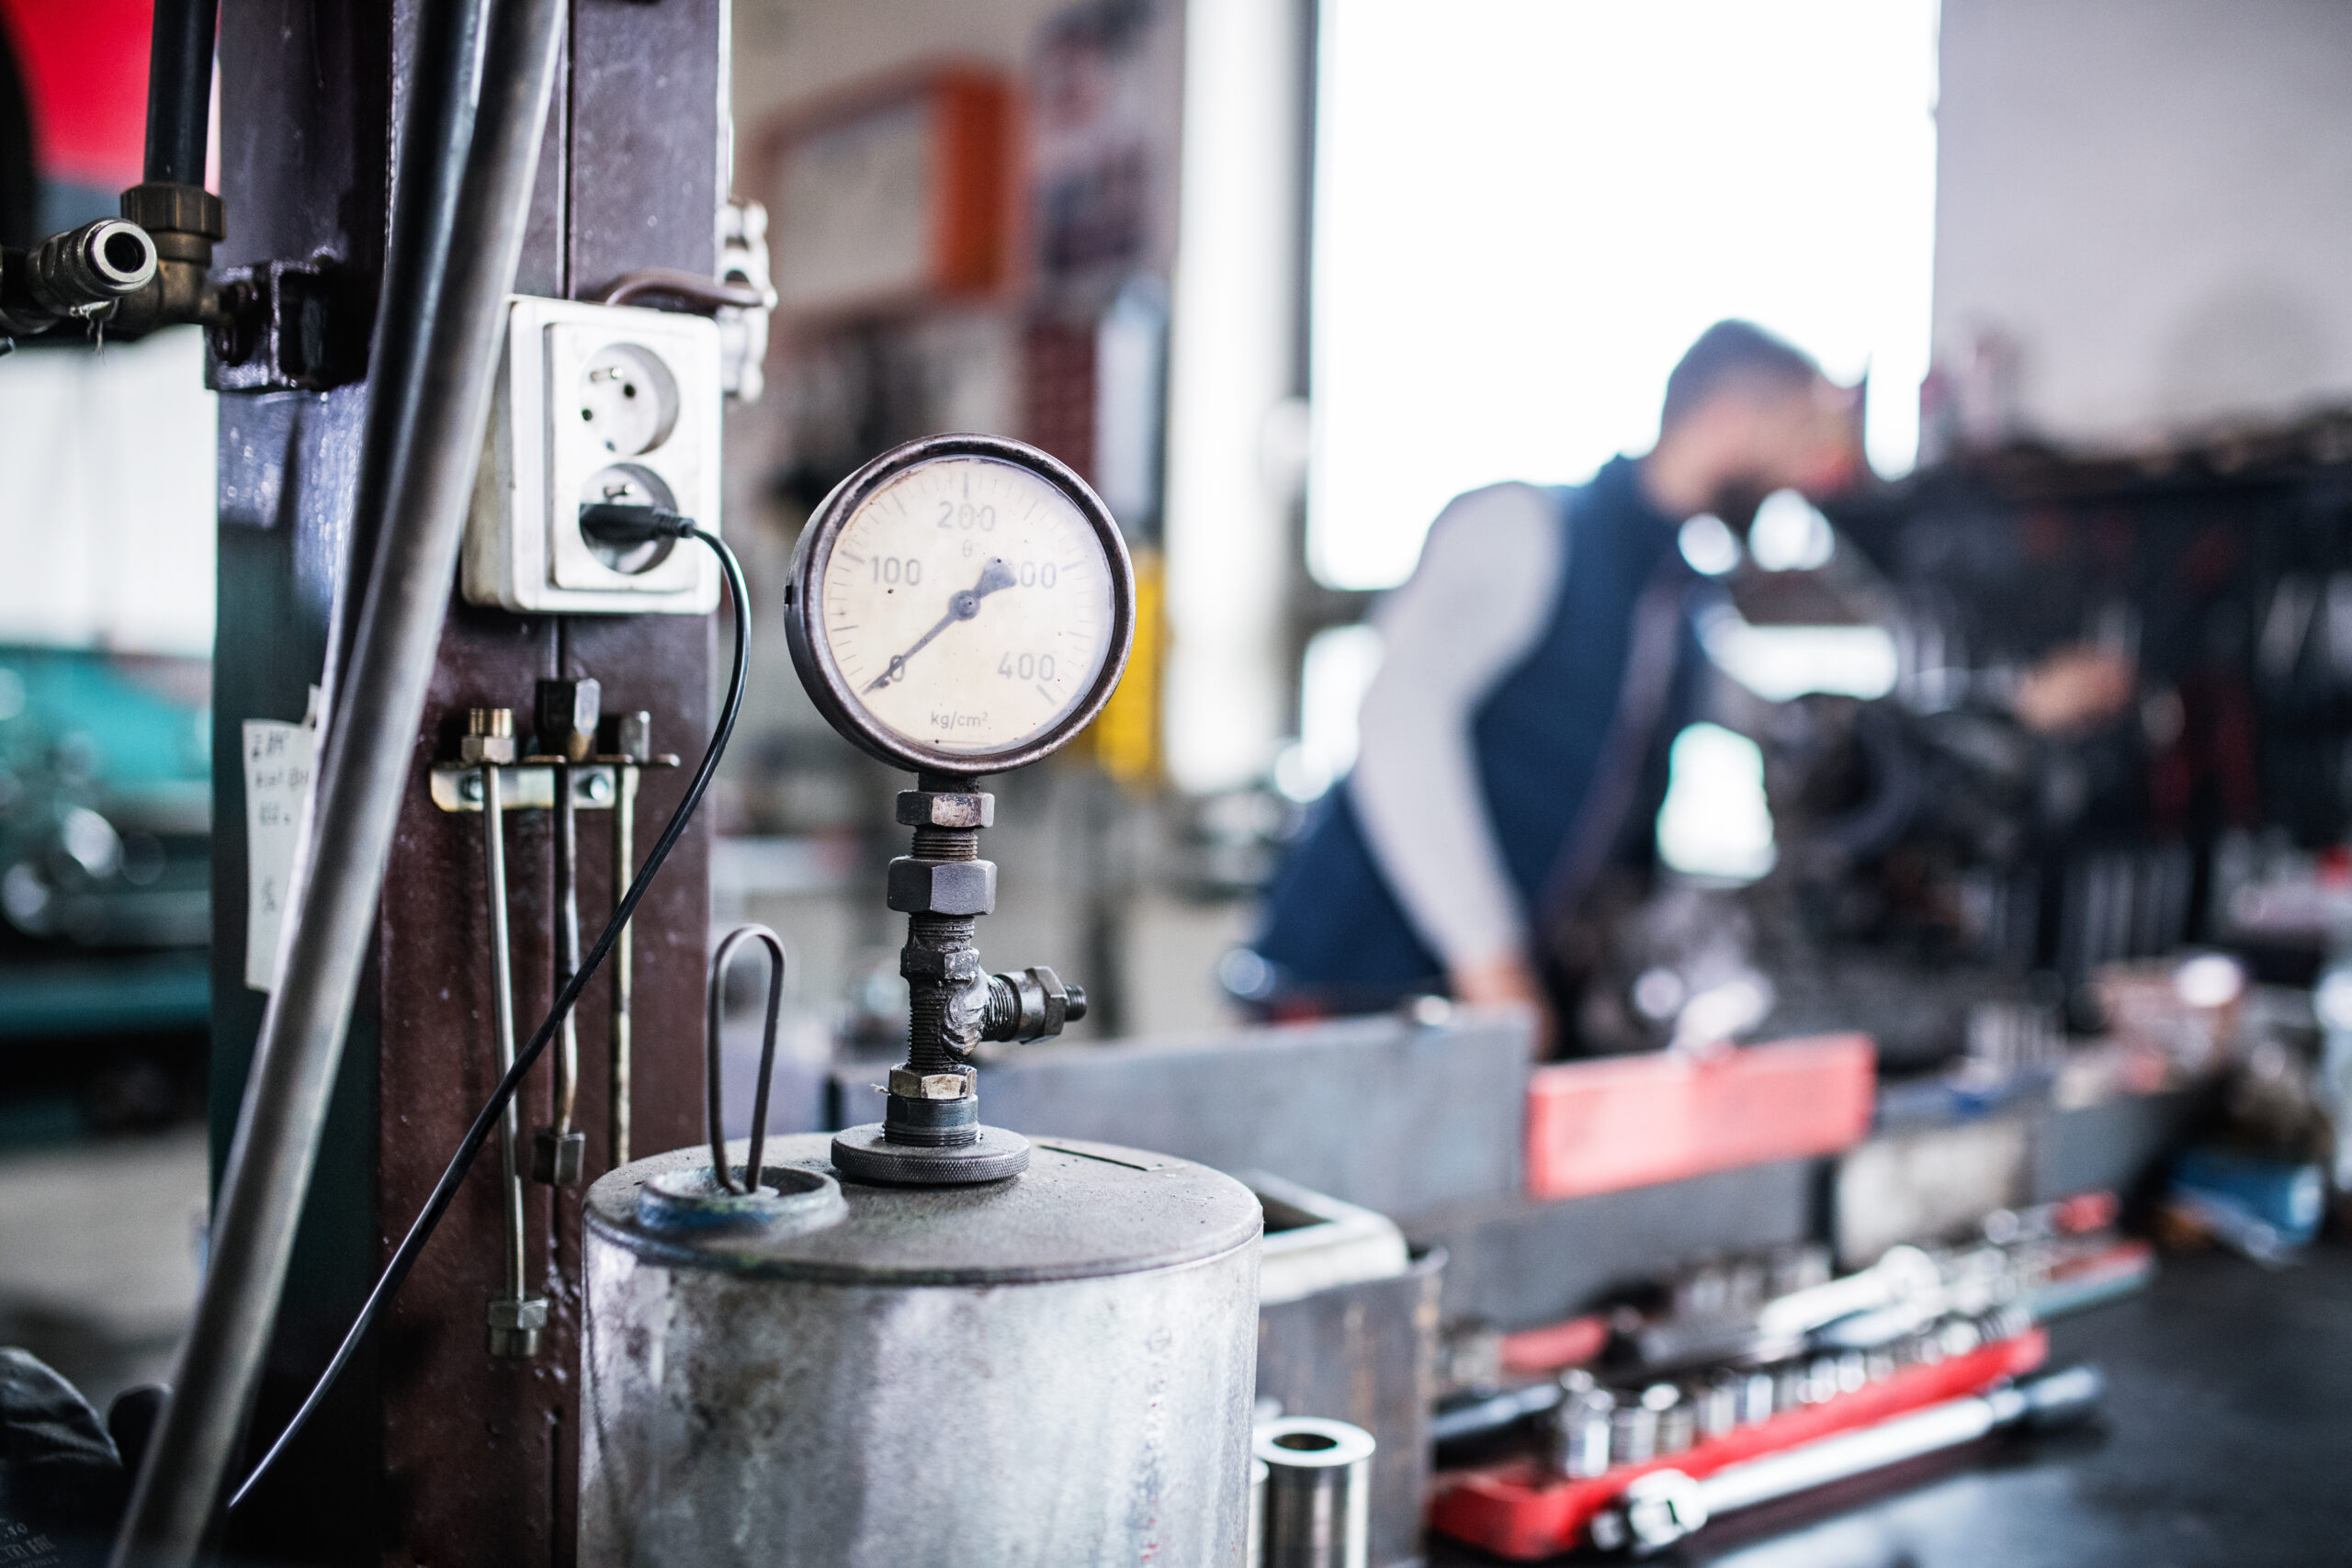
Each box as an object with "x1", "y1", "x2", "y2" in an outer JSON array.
[{"x1": 792, "y1": 442, "x2": 1131, "y2": 773}]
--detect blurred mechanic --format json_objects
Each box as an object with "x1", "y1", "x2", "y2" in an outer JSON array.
[
  {"x1": 1247, "y1": 320, "x2": 2133, "y2": 1050},
  {"x1": 1250, "y1": 322, "x2": 1858, "y2": 1043}
]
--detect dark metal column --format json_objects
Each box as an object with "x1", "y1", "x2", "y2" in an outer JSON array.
[
  {"x1": 371, "y1": 3, "x2": 729, "y2": 1563},
  {"x1": 202, "y1": 1, "x2": 726, "y2": 1562}
]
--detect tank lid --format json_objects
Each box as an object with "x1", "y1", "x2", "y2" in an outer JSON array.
[{"x1": 585, "y1": 1133, "x2": 1263, "y2": 1284}]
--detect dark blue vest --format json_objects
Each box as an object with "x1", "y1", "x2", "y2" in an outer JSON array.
[{"x1": 1250, "y1": 457, "x2": 1693, "y2": 1007}]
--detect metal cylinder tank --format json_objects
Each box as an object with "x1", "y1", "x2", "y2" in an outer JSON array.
[{"x1": 580, "y1": 1133, "x2": 1262, "y2": 1567}]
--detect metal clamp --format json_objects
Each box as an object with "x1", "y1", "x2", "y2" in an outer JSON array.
[{"x1": 432, "y1": 761, "x2": 636, "y2": 812}]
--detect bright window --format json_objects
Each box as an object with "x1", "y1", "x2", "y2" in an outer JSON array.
[{"x1": 1308, "y1": 0, "x2": 1940, "y2": 590}]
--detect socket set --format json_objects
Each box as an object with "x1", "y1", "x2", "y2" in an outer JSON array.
[{"x1": 1430, "y1": 1312, "x2": 2049, "y2": 1559}]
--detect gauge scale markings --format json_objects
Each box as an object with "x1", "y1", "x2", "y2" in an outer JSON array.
[{"x1": 803, "y1": 452, "x2": 1121, "y2": 762}]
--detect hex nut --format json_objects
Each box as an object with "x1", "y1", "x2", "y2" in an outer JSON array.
[
  {"x1": 119, "y1": 182, "x2": 226, "y2": 241},
  {"x1": 537, "y1": 677, "x2": 603, "y2": 761},
  {"x1": 888, "y1": 1066, "x2": 975, "y2": 1100},
  {"x1": 601, "y1": 709, "x2": 654, "y2": 762},
  {"x1": 486, "y1": 1296, "x2": 548, "y2": 1331},
  {"x1": 886, "y1": 856, "x2": 997, "y2": 915},
  {"x1": 462, "y1": 706, "x2": 517, "y2": 764},
  {"x1": 900, "y1": 945, "x2": 983, "y2": 983},
  {"x1": 532, "y1": 1126, "x2": 586, "y2": 1186},
  {"x1": 896, "y1": 790, "x2": 994, "y2": 829}
]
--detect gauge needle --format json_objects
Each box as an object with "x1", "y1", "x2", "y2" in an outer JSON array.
[{"x1": 865, "y1": 558, "x2": 1018, "y2": 693}]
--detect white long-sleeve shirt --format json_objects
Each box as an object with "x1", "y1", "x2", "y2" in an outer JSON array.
[{"x1": 1348, "y1": 482, "x2": 1566, "y2": 972}]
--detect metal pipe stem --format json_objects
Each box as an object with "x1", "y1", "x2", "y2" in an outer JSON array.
[
  {"x1": 481, "y1": 766, "x2": 530, "y2": 1314},
  {"x1": 108, "y1": 0, "x2": 564, "y2": 1555},
  {"x1": 142, "y1": 0, "x2": 218, "y2": 186},
  {"x1": 609, "y1": 762, "x2": 638, "y2": 1168},
  {"x1": 553, "y1": 761, "x2": 580, "y2": 1134}
]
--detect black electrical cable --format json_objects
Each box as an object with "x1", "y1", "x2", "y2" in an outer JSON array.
[{"x1": 228, "y1": 522, "x2": 746, "y2": 1511}]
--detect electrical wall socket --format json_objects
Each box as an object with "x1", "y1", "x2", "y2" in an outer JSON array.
[{"x1": 463, "y1": 297, "x2": 723, "y2": 615}]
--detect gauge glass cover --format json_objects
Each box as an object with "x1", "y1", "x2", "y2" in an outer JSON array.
[{"x1": 810, "y1": 453, "x2": 1119, "y2": 763}]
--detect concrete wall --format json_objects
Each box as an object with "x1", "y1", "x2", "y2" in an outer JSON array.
[{"x1": 1933, "y1": 0, "x2": 2352, "y2": 449}]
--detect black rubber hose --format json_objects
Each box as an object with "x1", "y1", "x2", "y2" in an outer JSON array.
[{"x1": 142, "y1": 0, "x2": 219, "y2": 186}]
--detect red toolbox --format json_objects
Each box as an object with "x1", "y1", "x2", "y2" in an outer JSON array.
[
  {"x1": 1525, "y1": 1033, "x2": 1876, "y2": 1201},
  {"x1": 1429, "y1": 1327, "x2": 2048, "y2": 1558}
]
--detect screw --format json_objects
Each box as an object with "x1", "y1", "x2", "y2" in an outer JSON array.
[
  {"x1": 460, "y1": 773, "x2": 484, "y2": 803},
  {"x1": 581, "y1": 773, "x2": 615, "y2": 807}
]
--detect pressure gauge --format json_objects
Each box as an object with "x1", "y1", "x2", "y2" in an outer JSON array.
[{"x1": 785, "y1": 434, "x2": 1135, "y2": 774}]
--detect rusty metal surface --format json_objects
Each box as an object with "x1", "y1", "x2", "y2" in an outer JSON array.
[
  {"x1": 1257, "y1": 1250, "x2": 1444, "y2": 1568},
  {"x1": 580, "y1": 1135, "x2": 1261, "y2": 1567}
]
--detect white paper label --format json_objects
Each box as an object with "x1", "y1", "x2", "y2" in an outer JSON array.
[{"x1": 243, "y1": 691, "x2": 320, "y2": 992}]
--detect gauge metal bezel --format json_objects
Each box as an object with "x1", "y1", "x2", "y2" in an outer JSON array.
[{"x1": 785, "y1": 433, "x2": 1137, "y2": 776}]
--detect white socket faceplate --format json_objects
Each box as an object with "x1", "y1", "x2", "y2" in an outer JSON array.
[{"x1": 463, "y1": 298, "x2": 723, "y2": 615}]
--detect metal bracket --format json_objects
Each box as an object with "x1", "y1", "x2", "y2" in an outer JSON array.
[
  {"x1": 208, "y1": 259, "x2": 374, "y2": 393},
  {"x1": 429, "y1": 756, "x2": 677, "y2": 813}
]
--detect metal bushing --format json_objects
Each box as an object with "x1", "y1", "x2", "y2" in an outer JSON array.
[
  {"x1": 896, "y1": 788, "x2": 994, "y2": 829},
  {"x1": 883, "y1": 1092, "x2": 981, "y2": 1144},
  {"x1": 886, "y1": 856, "x2": 997, "y2": 915}
]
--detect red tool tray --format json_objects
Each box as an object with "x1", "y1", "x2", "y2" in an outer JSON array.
[
  {"x1": 1429, "y1": 1327, "x2": 2049, "y2": 1559},
  {"x1": 1523, "y1": 1033, "x2": 1876, "y2": 1201}
]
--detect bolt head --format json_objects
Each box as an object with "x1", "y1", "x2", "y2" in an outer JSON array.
[
  {"x1": 537, "y1": 678, "x2": 603, "y2": 758},
  {"x1": 581, "y1": 772, "x2": 616, "y2": 807}
]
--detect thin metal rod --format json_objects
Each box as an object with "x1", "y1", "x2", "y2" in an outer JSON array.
[
  {"x1": 610, "y1": 763, "x2": 638, "y2": 1167},
  {"x1": 552, "y1": 761, "x2": 580, "y2": 1135},
  {"x1": 109, "y1": 0, "x2": 563, "y2": 1555},
  {"x1": 706, "y1": 925, "x2": 786, "y2": 1194},
  {"x1": 142, "y1": 0, "x2": 218, "y2": 186},
  {"x1": 481, "y1": 765, "x2": 527, "y2": 1303}
]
